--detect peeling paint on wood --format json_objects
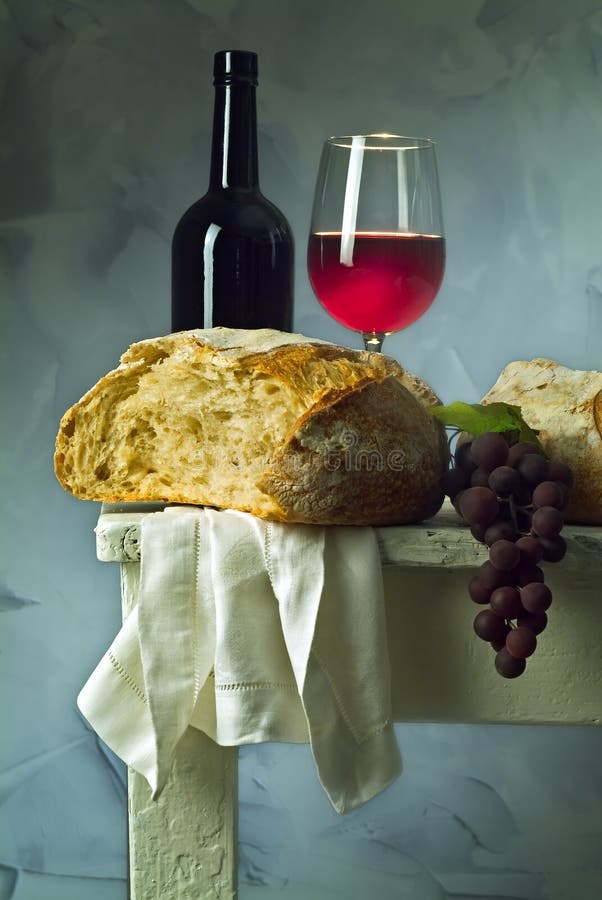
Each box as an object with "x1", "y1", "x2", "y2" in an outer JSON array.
[
  {"x1": 127, "y1": 731, "x2": 237, "y2": 900},
  {"x1": 120, "y1": 563, "x2": 237, "y2": 900},
  {"x1": 97, "y1": 502, "x2": 602, "y2": 574}
]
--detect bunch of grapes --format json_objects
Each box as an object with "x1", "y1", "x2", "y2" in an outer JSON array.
[{"x1": 443, "y1": 432, "x2": 574, "y2": 678}]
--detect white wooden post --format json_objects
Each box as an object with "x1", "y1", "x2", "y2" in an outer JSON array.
[
  {"x1": 95, "y1": 502, "x2": 602, "y2": 899},
  {"x1": 102, "y1": 508, "x2": 238, "y2": 900}
]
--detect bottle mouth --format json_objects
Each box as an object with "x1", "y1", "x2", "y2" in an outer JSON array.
[{"x1": 214, "y1": 50, "x2": 258, "y2": 85}]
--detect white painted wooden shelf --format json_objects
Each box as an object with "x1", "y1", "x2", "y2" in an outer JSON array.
[
  {"x1": 96, "y1": 499, "x2": 601, "y2": 570},
  {"x1": 94, "y1": 501, "x2": 602, "y2": 900}
]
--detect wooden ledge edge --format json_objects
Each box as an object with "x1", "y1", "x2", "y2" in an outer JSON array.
[{"x1": 94, "y1": 501, "x2": 602, "y2": 572}]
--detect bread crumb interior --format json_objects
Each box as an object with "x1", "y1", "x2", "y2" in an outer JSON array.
[{"x1": 61, "y1": 353, "x2": 306, "y2": 516}]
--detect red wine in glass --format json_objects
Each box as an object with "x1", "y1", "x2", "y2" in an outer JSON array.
[
  {"x1": 308, "y1": 134, "x2": 445, "y2": 352},
  {"x1": 308, "y1": 231, "x2": 445, "y2": 334}
]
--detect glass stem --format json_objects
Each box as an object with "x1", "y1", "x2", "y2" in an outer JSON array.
[{"x1": 362, "y1": 332, "x2": 386, "y2": 353}]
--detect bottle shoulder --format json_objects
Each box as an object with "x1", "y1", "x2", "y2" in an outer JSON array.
[{"x1": 174, "y1": 189, "x2": 292, "y2": 238}]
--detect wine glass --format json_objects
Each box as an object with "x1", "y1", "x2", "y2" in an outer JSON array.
[{"x1": 307, "y1": 134, "x2": 445, "y2": 353}]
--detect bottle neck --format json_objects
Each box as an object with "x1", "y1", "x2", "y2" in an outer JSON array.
[{"x1": 209, "y1": 82, "x2": 259, "y2": 191}]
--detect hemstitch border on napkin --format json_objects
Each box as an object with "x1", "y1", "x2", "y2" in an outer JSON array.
[
  {"x1": 107, "y1": 650, "x2": 147, "y2": 705},
  {"x1": 215, "y1": 680, "x2": 298, "y2": 693}
]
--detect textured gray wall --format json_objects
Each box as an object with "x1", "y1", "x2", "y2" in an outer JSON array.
[{"x1": 1, "y1": 1, "x2": 601, "y2": 898}]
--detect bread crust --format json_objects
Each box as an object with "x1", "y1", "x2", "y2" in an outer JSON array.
[
  {"x1": 482, "y1": 358, "x2": 602, "y2": 524},
  {"x1": 260, "y1": 376, "x2": 446, "y2": 525},
  {"x1": 55, "y1": 328, "x2": 447, "y2": 525}
]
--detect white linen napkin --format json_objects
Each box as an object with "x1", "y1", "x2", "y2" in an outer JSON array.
[{"x1": 78, "y1": 507, "x2": 401, "y2": 813}]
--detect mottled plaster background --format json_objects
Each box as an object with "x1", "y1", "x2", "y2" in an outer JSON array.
[{"x1": 1, "y1": 1, "x2": 601, "y2": 898}]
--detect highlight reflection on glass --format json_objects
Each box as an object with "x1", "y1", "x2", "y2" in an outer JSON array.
[{"x1": 308, "y1": 134, "x2": 445, "y2": 353}]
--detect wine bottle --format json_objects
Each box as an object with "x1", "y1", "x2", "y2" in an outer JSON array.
[{"x1": 171, "y1": 50, "x2": 294, "y2": 332}]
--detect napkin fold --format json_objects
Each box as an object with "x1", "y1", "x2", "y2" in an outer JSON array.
[{"x1": 78, "y1": 507, "x2": 401, "y2": 813}]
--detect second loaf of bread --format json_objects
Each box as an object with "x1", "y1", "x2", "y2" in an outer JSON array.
[{"x1": 54, "y1": 328, "x2": 448, "y2": 526}]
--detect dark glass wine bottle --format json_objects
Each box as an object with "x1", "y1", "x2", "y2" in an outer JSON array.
[{"x1": 171, "y1": 50, "x2": 294, "y2": 332}]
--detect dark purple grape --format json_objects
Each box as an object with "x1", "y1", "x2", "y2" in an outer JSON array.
[
  {"x1": 506, "y1": 626, "x2": 537, "y2": 659},
  {"x1": 515, "y1": 562, "x2": 544, "y2": 586},
  {"x1": 520, "y1": 581, "x2": 552, "y2": 613},
  {"x1": 532, "y1": 480, "x2": 567, "y2": 511},
  {"x1": 454, "y1": 441, "x2": 476, "y2": 473},
  {"x1": 538, "y1": 534, "x2": 567, "y2": 563},
  {"x1": 488, "y1": 465, "x2": 521, "y2": 498},
  {"x1": 518, "y1": 453, "x2": 549, "y2": 485},
  {"x1": 507, "y1": 441, "x2": 544, "y2": 467},
  {"x1": 490, "y1": 585, "x2": 523, "y2": 618},
  {"x1": 489, "y1": 539, "x2": 521, "y2": 571},
  {"x1": 474, "y1": 609, "x2": 511, "y2": 643},
  {"x1": 471, "y1": 467, "x2": 493, "y2": 488},
  {"x1": 452, "y1": 490, "x2": 466, "y2": 515},
  {"x1": 491, "y1": 636, "x2": 509, "y2": 651},
  {"x1": 443, "y1": 466, "x2": 470, "y2": 499},
  {"x1": 532, "y1": 506, "x2": 564, "y2": 539},
  {"x1": 468, "y1": 575, "x2": 493, "y2": 604},
  {"x1": 478, "y1": 560, "x2": 514, "y2": 590},
  {"x1": 547, "y1": 460, "x2": 574, "y2": 488},
  {"x1": 470, "y1": 432, "x2": 509, "y2": 472},
  {"x1": 459, "y1": 487, "x2": 500, "y2": 527},
  {"x1": 484, "y1": 518, "x2": 518, "y2": 546},
  {"x1": 495, "y1": 647, "x2": 527, "y2": 678},
  {"x1": 470, "y1": 523, "x2": 488, "y2": 543},
  {"x1": 517, "y1": 610, "x2": 548, "y2": 635},
  {"x1": 515, "y1": 535, "x2": 543, "y2": 565}
]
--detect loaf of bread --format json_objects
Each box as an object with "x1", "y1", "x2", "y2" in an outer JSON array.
[
  {"x1": 54, "y1": 328, "x2": 448, "y2": 526},
  {"x1": 482, "y1": 358, "x2": 602, "y2": 524}
]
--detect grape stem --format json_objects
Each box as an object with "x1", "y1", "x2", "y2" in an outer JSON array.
[{"x1": 445, "y1": 426, "x2": 462, "y2": 453}]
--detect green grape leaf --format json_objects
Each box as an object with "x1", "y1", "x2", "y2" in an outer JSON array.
[{"x1": 431, "y1": 401, "x2": 544, "y2": 450}]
